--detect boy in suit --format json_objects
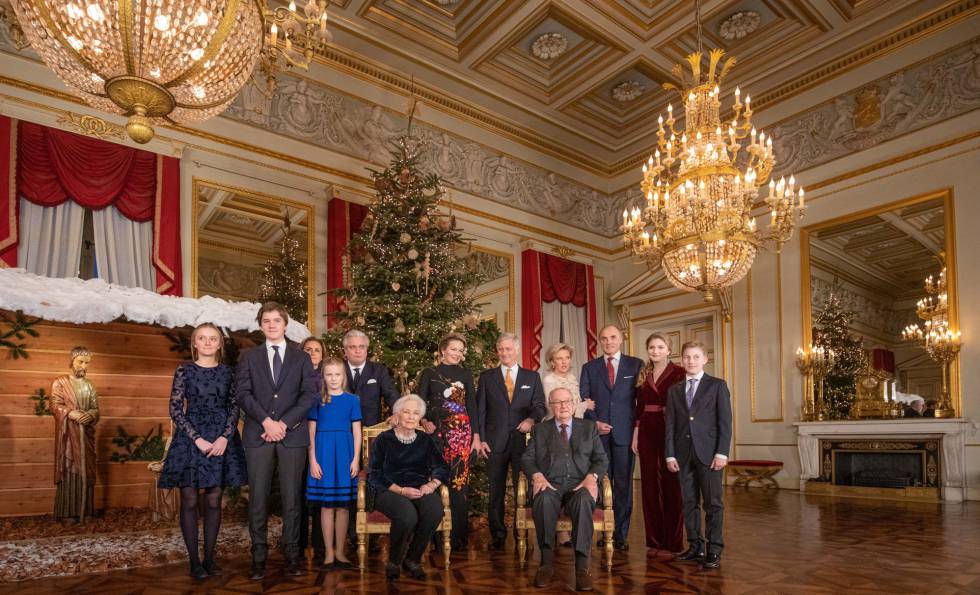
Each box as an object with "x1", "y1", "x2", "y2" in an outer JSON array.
[
  {"x1": 665, "y1": 341, "x2": 733, "y2": 569},
  {"x1": 236, "y1": 302, "x2": 319, "y2": 579},
  {"x1": 579, "y1": 325, "x2": 643, "y2": 549},
  {"x1": 474, "y1": 332, "x2": 546, "y2": 550}
]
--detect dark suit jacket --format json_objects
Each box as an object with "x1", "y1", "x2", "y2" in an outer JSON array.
[
  {"x1": 236, "y1": 342, "x2": 319, "y2": 448},
  {"x1": 346, "y1": 360, "x2": 399, "y2": 427},
  {"x1": 522, "y1": 418, "x2": 608, "y2": 487},
  {"x1": 580, "y1": 354, "x2": 644, "y2": 445},
  {"x1": 664, "y1": 373, "x2": 733, "y2": 466},
  {"x1": 476, "y1": 366, "x2": 546, "y2": 452}
]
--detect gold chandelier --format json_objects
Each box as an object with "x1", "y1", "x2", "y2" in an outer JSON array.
[
  {"x1": 10, "y1": 0, "x2": 330, "y2": 144},
  {"x1": 902, "y1": 262, "x2": 960, "y2": 418},
  {"x1": 621, "y1": 6, "x2": 804, "y2": 300}
]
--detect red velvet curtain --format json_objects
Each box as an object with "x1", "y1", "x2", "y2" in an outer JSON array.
[
  {"x1": 521, "y1": 249, "x2": 598, "y2": 369},
  {"x1": 327, "y1": 197, "x2": 368, "y2": 327},
  {"x1": 0, "y1": 117, "x2": 182, "y2": 294},
  {"x1": 872, "y1": 348, "x2": 896, "y2": 374}
]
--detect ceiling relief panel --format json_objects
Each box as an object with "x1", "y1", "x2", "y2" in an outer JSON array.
[
  {"x1": 358, "y1": 0, "x2": 513, "y2": 61},
  {"x1": 471, "y1": 2, "x2": 629, "y2": 105},
  {"x1": 655, "y1": 0, "x2": 830, "y2": 81},
  {"x1": 561, "y1": 58, "x2": 677, "y2": 140},
  {"x1": 581, "y1": 1, "x2": 691, "y2": 41}
]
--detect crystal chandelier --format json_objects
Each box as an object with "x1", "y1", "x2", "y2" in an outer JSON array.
[
  {"x1": 902, "y1": 263, "x2": 960, "y2": 418},
  {"x1": 621, "y1": 3, "x2": 804, "y2": 300},
  {"x1": 10, "y1": 1, "x2": 330, "y2": 144}
]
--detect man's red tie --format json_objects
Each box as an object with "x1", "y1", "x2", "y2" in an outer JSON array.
[
  {"x1": 607, "y1": 356, "x2": 615, "y2": 385},
  {"x1": 560, "y1": 423, "x2": 569, "y2": 443}
]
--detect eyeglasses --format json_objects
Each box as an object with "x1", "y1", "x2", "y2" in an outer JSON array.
[{"x1": 549, "y1": 400, "x2": 574, "y2": 407}]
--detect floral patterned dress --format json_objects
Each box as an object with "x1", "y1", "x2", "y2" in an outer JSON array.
[{"x1": 418, "y1": 363, "x2": 476, "y2": 490}]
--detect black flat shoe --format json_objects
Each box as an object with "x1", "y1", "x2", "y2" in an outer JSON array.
[
  {"x1": 385, "y1": 561, "x2": 400, "y2": 581},
  {"x1": 675, "y1": 547, "x2": 705, "y2": 562},
  {"x1": 203, "y1": 560, "x2": 223, "y2": 576},
  {"x1": 189, "y1": 564, "x2": 209, "y2": 580},
  {"x1": 248, "y1": 563, "x2": 266, "y2": 581},
  {"x1": 560, "y1": 540, "x2": 573, "y2": 548},
  {"x1": 320, "y1": 561, "x2": 334, "y2": 571},
  {"x1": 402, "y1": 559, "x2": 426, "y2": 580},
  {"x1": 333, "y1": 559, "x2": 353, "y2": 570}
]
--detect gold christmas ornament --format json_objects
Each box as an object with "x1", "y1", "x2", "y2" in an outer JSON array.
[
  {"x1": 393, "y1": 317, "x2": 406, "y2": 334},
  {"x1": 407, "y1": 248, "x2": 419, "y2": 260},
  {"x1": 399, "y1": 232, "x2": 412, "y2": 244}
]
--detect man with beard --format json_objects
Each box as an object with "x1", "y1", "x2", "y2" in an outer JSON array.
[{"x1": 50, "y1": 346, "x2": 101, "y2": 521}]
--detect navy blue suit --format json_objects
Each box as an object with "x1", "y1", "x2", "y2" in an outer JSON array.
[
  {"x1": 345, "y1": 360, "x2": 399, "y2": 427},
  {"x1": 580, "y1": 352, "x2": 643, "y2": 544}
]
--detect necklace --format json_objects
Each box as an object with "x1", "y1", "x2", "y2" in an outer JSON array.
[{"x1": 395, "y1": 431, "x2": 417, "y2": 445}]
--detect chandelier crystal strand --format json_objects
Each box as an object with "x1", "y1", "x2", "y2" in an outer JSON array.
[
  {"x1": 11, "y1": 1, "x2": 330, "y2": 144},
  {"x1": 622, "y1": 47, "x2": 805, "y2": 299}
]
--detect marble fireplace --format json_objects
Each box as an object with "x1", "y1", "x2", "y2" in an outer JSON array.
[{"x1": 794, "y1": 419, "x2": 976, "y2": 501}]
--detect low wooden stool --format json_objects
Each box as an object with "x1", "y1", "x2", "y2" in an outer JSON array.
[{"x1": 726, "y1": 460, "x2": 783, "y2": 489}]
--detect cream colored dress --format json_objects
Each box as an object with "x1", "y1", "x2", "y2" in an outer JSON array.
[{"x1": 541, "y1": 371, "x2": 589, "y2": 419}]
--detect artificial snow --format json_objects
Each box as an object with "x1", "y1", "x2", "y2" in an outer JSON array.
[{"x1": 0, "y1": 268, "x2": 311, "y2": 341}]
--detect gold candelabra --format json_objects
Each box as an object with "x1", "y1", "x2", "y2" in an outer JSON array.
[
  {"x1": 796, "y1": 344, "x2": 835, "y2": 421},
  {"x1": 902, "y1": 265, "x2": 959, "y2": 418}
]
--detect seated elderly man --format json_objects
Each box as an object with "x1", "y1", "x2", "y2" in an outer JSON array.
[
  {"x1": 522, "y1": 387, "x2": 608, "y2": 591},
  {"x1": 368, "y1": 394, "x2": 450, "y2": 582}
]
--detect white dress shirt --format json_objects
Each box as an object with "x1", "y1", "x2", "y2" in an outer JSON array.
[
  {"x1": 604, "y1": 351, "x2": 621, "y2": 378},
  {"x1": 500, "y1": 363, "x2": 519, "y2": 384},
  {"x1": 348, "y1": 361, "x2": 365, "y2": 379},
  {"x1": 266, "y1": 340, "x2": 287, "y2": 379}
]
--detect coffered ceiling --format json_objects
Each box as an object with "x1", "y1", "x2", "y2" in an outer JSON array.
[
  {"x1": 322, "y1": 0, "x2": 968, "y2": 171},
  {"x1": 808, "y1": 197, "x2": 946, "y2": 300}
]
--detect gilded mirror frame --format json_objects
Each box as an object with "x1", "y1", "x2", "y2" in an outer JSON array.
[
  {"x1": 463, "y1": 245, "x2": 516, "y2": 333},
  {"x1": 191, "y1": 178, "x2": 317, "y2": 331},
  {"x1": 799, "y1": 188, "x2": 959, "y2": 416}
]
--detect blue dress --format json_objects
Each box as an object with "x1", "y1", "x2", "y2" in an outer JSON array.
[
  {"x1": 159, "y1": 363, "x2": 248, "y2": 489},
  {"x1": 307, "y1": 392, "x2": 361, "y2": 506}
]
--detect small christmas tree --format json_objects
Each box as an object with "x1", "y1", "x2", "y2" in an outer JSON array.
[
  {"x1": 258, "y1": 217, "x2": 308, "y2": 325},
  {"x1": 812, "y1": 290, "x2": 865, "y2": 419},
  {"x1": 324, "y1": 135, "x2": 496, "y2": 392}
]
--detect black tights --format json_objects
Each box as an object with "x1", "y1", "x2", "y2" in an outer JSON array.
[{"x1": 179, "y1": 487, "x2": 223, "y2": 567}]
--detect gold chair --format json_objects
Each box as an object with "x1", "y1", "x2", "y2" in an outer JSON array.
[
  {"x1": 355, "y1": 421, "x2": 452, "y2": 573},
  {"x1": 146, "y1": 421, "x2": 177, "y2": 521},
  {"x1": 515, "y1": 472, "x2": 615, "y2": 570}
]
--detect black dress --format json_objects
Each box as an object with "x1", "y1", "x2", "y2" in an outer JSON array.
[
  {"x1": 418, "y1": 363, "x2": 475, "y2": 548},
  {"x1": 159, "y1": 363, "x2": 248, "y2": 489}
]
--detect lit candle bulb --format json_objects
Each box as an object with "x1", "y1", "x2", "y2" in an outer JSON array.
[
  {"x1": 658, "y1": 114, "x2": 664, "y2": 129},
  {"x1": 798, "y1": 188, "x2": 805, "y2": 208},
  {"x1": 270, "y1": 22, "x2": 278, "y2": 45}
]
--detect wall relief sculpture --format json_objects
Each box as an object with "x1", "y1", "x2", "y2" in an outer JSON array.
[{"x1": 770, "y1": 40, "x2": 980, "y2": 177}]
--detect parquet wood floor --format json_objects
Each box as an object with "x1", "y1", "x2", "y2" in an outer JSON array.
[{"x1": 3, "y1": 485, "x2": 979, "y2": 594}]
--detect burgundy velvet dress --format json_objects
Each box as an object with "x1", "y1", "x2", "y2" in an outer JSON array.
[{"x1": 635, "y1": 361, "x2": 686, "y2": 551}]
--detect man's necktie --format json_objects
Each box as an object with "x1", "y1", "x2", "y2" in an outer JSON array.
[
  {"x1": 560, "y1": 423, "x2": 569, "y2": 443},
  {"x1": 272, "y1": 345, "x2": 283, "y2": 385},
  {"x1": 686, "y1": 378, "x2": 697, "y2": 409},
  {"x1": 352, "y1": 366, "x2": 361, "y2": 388},
  {"x1": 504, "y1": 368, "x2": 514, "y2": 402},
  {"x1": 607, "y1": 357, "x2": 616, "y2": 385}
]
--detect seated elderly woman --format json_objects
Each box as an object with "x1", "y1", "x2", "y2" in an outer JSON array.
[{"x1": 368, "y1": 394, "x2": 450, "y2": 581}]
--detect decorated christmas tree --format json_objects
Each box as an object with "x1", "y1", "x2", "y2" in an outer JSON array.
[
  {"x1": 258, "y1": 217, "x2": 308, "y2": 325},
  {"x1": 812, "y1": 290, "x2": 865, "y2": 419},
  {"x1": 324, "y1": 135, "x2": 497, "y2": 394}
]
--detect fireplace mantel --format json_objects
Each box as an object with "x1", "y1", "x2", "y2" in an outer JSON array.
[{"x1": 793, "y1": 419, "x2": 977, "y2": 501}]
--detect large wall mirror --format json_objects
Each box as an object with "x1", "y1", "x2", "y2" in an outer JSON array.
[
  {"x1": 456, "y1": 244, "x2": 515, "y2": 332},
  {"x1": 192, "y1": 179, "x2": 316, "y2": 327},
  {"x1": 800, "y1": 189, "x2": 958, "y2": 413}
]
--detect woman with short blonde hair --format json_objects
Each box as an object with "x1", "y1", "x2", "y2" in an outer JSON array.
[{"x1": 541, "y1": 342, "x2": 593, "y2": 420}]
